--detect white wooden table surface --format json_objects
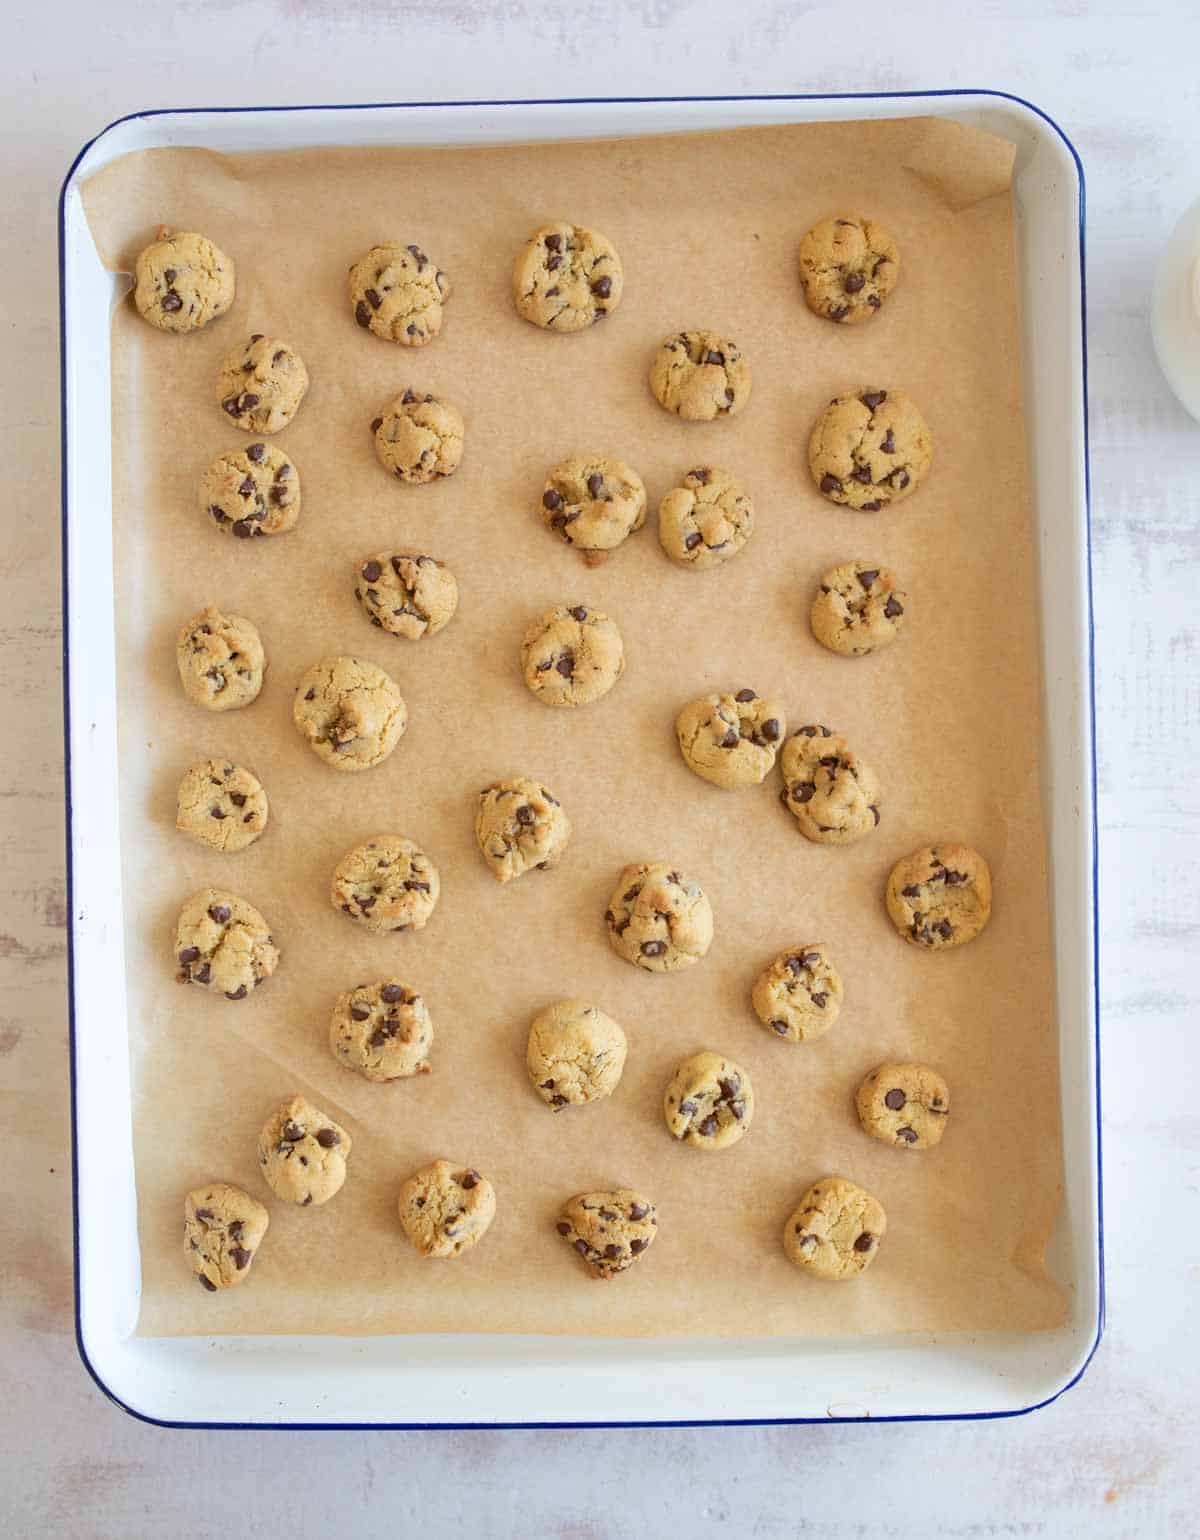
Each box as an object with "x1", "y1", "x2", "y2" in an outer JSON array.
[{"x1": 2, "y1": 2, "x2": 1197, "y2": 1534}]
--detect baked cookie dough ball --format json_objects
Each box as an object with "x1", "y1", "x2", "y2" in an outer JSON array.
[
  {"x1": 349, "y1": 241, "x2": 450, "y2": 344},
  {"x1": 329, "y1": 980, "x2": 433, "y2": 1083},
  {"x1": 658, "y1": 465, "x2": 754, "y2": 569},
  {"x1": 856, "y1": 1062, "x2": 950, "y2": 1149},
  {"x1": 556, "y1": 1189, "x2": 658, "y2": 1279},
  {"x1": 216, "y1": 334, "x2": 308, "y2": 434},
  {"x1": 330, "y1": 835, "x2": 440, "y2": 935},
  {"x1": 649, "y1": 330, "x2": 751, "y2": 421},
  {"x1": 798, "y1": 215, "x2": 899, "y2": 324},
  {"x1": 257, "y1": 1095, "x2": 351, "y2": 1207},
  {"x1": 779, "y1": 724, "x2": 880, "y2": 845},
  {"x1": 173, "y1": 887, "x2": 278, "y2": 1000},
  {"x1": 354, "y1": 553, "x2": 458, "y2": 641},
  {"x1": 475, "y1": 777, "x2": 570, "y2": 883},
  {"x1": 293, "y1": 656, "x2": 407, "y2": 771},
  {"x1": 175, "y1": 759, "x2": 268, "y2": 853},
  {"x1": 184, "y1": 1182, "x2": 268, "y2": 1291},
  {"x1": 134, "y1": 228, "x2": 234, "y2": 333},
  {"x1": 513, "y1": 221, "x2": 623, "y2": 331},
  {"x1": 526, "y1": 999, "x2": 627, "y2": 1110},
  {"x1": 751, "y1": 943, "x2": 843, "y2": 1044},
  {"x1": 520, "y1": 603, "x2": 625, "y2": 708},
  {"x1": 371, "y1": 390, "x2": 464, "y2": 484},
  {"x1": 675, "y1": 687, "x2": 785, "y2": 788},
  {"x1": 810, "y1": 561, "x2": 906, "y2": 656},
  {"x1": 398, "y1": 1159, "x2": 496, "y2": 1258},
  {"x1": 199, "y1": 442, "x2": 299, "y2": 541},
  {"x1": 809, "y1": 388, "x2": 931, "y2": 511},
  {"x1": 783, "y1": 1175, "x2": 886, "y2": 1280},
  {"x1": 176, "y1": 604, "x2": 265, "y2": 712},
  {"x1": 663, "y1": 1050, "x2": 753, "y2": 1151},
  {"x1": 540, "y1": 455, "x2": 646, "y2": 561},
  {"x1": 885, "y1": 843, "x2": 992, "y2": 949},
  {"x1": 605, "y1": 862, "x2": 713, "y2": 973}
]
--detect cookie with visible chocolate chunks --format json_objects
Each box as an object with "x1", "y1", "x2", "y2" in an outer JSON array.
[
  {"x1": 329, "y1": 979, "x2": 433, "y2": 1082},
  {"x1": 349, "y1": 242, "x2": 450, "y2": 345},
  {"x1": 513, "y1": 221, "x2": 623, "y2": 331},
  {"x1": 175, "y1": 759, "x2": 268, "y2": 853},
  {"x1": 371, "y1": 390, "x2": 464, "y2": 483},
  {"x1": 649, "y1": 330, "x2": 751, "y2": 420},
  {"x1": 292, "y1": 655, "x2": 407, "y2": 771},
  {"x1": 354, "y1": 552, "x2": 458, "y2": 640},
  {"x1": 856, "y1": 1062, "x2": 950, "y2": 1149},
  {"x1": 176, "y1": 604, "x2": 265, "y2": 712},
  {"x1": 885, "y1": 843, "x2": 992, "y2": 949},
  {"x1": 134, "y1": 228, "x2": 234, "y2": 333},
  {"x1": 540, "y1": 455, "x2": 646, "y2": 560},
  {"x1": 520, "y1": 603, "x2": 625, "y2": 707},
  {"x1": 199, "y1": 442, "x2": 299, "y2": 540},
  {"x1": 784, "y1": 1175, "x2": 887, "y2": 1280},
  {"x1": 605, "y1": 862, "x2": 713, "y2": 972},
  {"x1": 778, "y1": 725, "x2": 880, "y2": 845},
  {"x1": 810, "y1": 561, "x2": 906, "y2": 656},
  {"x1": 526, "y1": 999, "x2": 627, "y2": 1110},
  {"x1": 675, "y1": 687, "x2": 785, "y2": 789},
  {"x1": 216, "y1": 334, "x2": 308, "y2": 434},
  {"x1": 398, "y1": 1159, "x2": 496, "y2": 1258},
  {"x1": 330, "y1": 835, "x2": 440, "y2": 934},
  {"x1": 751, "y1": 943, "x2": 843, "y2": 1044},
  {"x1": 663, "y1": 1050, "x2": 753, "y2": 1151},
  {"x1": 798, "y1": 215, "x2": 899, "y2": 324},
  {"x1": 173, "y1": 887, "x2": 279, "y2": 1000},
  {"x1": 556, "y1": 1189, "x2": 658, "y2": 1278},
  {"x1": 184, "y1": 1182, "x2": 268, "y2": 1291},
  {"x1": 257, "y1": 1095, "x2": 351, "y2": 1207},
  {"x1": 658, "y1": 465, "x2": 754, "y2": 568},
  {"x1": 808, "y1": 388, "x2": 931, "y2": 510}
]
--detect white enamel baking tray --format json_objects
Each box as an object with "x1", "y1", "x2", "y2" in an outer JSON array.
[{"x1": 60, "y1": 91, "x2": 1099, "y2": 1428}]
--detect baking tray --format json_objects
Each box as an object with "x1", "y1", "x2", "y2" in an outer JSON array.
[{"x1": 60, "y1": 91, "x2": 1099, "y2": 1428}]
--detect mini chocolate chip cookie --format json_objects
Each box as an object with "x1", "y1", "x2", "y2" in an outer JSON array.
[
  {"x1": 176, "y1": 604, "x2": 266, "y2": 712},
  {"x1": 184, "y1": 1182, "x2": 268, "y2": 1292},
  {"x1": 329, "y1": 979, "x2": 433, "y2": 1082},
  {"x1": 475, "y1": 777, "x2": 571, "y2": 883},
  {"x1": 354, "y1": 552, "x2": 458, "y2": 640},
  {"x1": 856, "y1": 1062, "x2": 950, "y2": 1149},
  {"x1": 216, "y1": 334, "x2": 309, "y2": 434},
  {"x1": 199, "y1": 442, "x2": 299, "y2": 540},
  {"x1": 292, "y1": 656, "x2": 407, "y2": 771},
  {"x1": 513, "y1": 221, "x2": 623, "y2": 331},
  {"x1": 605, "y1": 861, "x2": 713, "y2": 972},
  {"x1": 398, "y1": 1159, "x2": 496, "y2": 1258},
  {"x1": 649, "y1": 330, "x2": 751, "y2": 420},
  {"x1": 258, "y1": 1095, "x2": 351, "y2": 1207},
  {"x1": 173, "y1": 887, "x2": 279, "y2": 999},
  {"x1": 540, "y1": 455, "x2": 646, "y2": 561},
  {"x1": 808, "y1": 388, "x2": 932, "y2": 511},
  {"x1": 520, "y1": 603, "x2": 625, "y2": 708},
  {"x1": 134, "y1": 228, "x2": 235, "y2": 333},
  {"x1": 751, "y1": 943, "x2": 844, "y2": 1044},
  {"x1": 675, "y1": 688, "x2": 786, "y2": 789},
  {"x1": 176, "y1": 759, "x2": 268, "y2": 853},
  {"x1": 526, "y1": 999, "x2": 627, "y2": 1110},
  {"x1": 885, "y1": 843, "x2": 993, "y2": 949},
  {"x1": 784, "y1": 1175, "x2": 887, "y2": 1280},
  {"x1": 330, "y1": 834, "x2": 440, "y2": 935},
  {"x1": 663, "y1": 1051, "x2": 753, "y2": 1151},
  {"x1": 658, "y1": 465, "x2": 755, "y2": 568},
  {"x1": 556, "y1": 1189, "x2": 657, "y2": 1279},
  {"x1": 779, "y1": 725, "x2": 881, "y2": 844},
  {"x1": 810, "y1": 562, "x2": 906, "y2": 656},
  {"x1": 371, "y1": 390, "x2": 464, "y2": 484},
  {"x1": 798, "y1": 215, "x2": 900, "y2": 324},
  {"x1": 349, "y1": 241, "x2": 450, "y2": 345}
]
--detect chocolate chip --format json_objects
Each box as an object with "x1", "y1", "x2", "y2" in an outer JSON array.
[
  {"x1": 861, "y1": 500, "x2": 883, "y2": 511},
  {"x1": 209, "y1": 505, "x2": 228, "y2": 523},
  {"x1": 860, "y1": 390, "x2": 887, "y2": 410},
  {"x1": 199, "y1": 1274, "x2": 217, "y2": 1291},
  {"x1": 460, "y1": 1170, "x2": 480, "y2": 1190},
  {"x1": 629, "y1": 1202, "x2": 649, "y2": 1221},
  {"x1": 811, "y1": 992, "x2": 827, "y2": 1008},
  {"x1": 881, "y1": 429, "x2": 896, "y2": 454},
  {"x1": 178, "y1": 946, "x2": 200, "y2": 965},
  {"x1": 556, "y1": 1221, "x2": 572, "y2": 1236},
  {"x1": 194, "y1": 963, "x2": 211, "y2": 984},
  {"x1": 936, "y1": 920, "x2": 953, "y2": 939},
  {"x1": 194, "y1": 1208, "x2": 214, "y2": 1221},
  {"x1": 555, "y1": 656, "x2": 574, "y2": 678},
  {"x1": 542, "y1": 488, "x2": 562, "y2": 511},
  {"x1": 944, "y1": 869, "x2": 967, "y2": 885},
  {"x1": 361, "y1": 560, "x2": 382, "y2": 583},
  {"x1": 640, "y1": 939, "x2": 667, "y2": 958},
  {"x1": 250, "y1": 334, "x2": 263, "y2": 343},
  {"x1": 586, "y1": 472, "x2": 604, "y2": 497},
  {"x1": 761, "y1": 718, "x2": 781, "y2": 741},
  {"x1": 852, "y1": 465, "x2": 872, "y2": 484},
  {"x1": 705, "y1": 349, "x2": 725, "y2": 366},
  {"x1": 515, "y1": 804, "x2": 536, "y2": 827},
  {"x1": 316, "y1": 1128, "x2": 338, "y2": 1148},
  {"x1": 282, "y1": 1122, "x2": 304, "y2": 1142},
  {"x1": 208, "y1": 904, "x2": 231, "y2": 923},
  {"x1": 350, "y1": 1004, "x2": 371, "y2": 1022},
  {"x1": 735, "y1": 688, "x2": 757, "y2": 702},
  {"x1": 857, "y1": 569, "x2": 879, "y2": 589},
  {"x1": 793, "y1": 784, "x2": 815, "y2": 803},
  {"x1": 897, "y1": 1127, "x2": 918, "y2": 1144},
  {"x1": 884, "y1": 596, "x2": 904, "y2": 618},
  {"x1": 380, "y1": 984, "x2": 403, "y2": 1004},
  {"x1": 854, "y1": 1233, "x2": 875, "y2": 1253},
  {"x1": 221, "y1": 395, "x2": 241, "y2": 416},
  {"x1": 591, "y1": 276, "x2": 612, "y2": 298},
  {"x1": 371, "y1": 417, "x2": 383, "y2": 433},
  {"x1": 721, "y1": 729, "x2": 739, "y2": 748},
  {"x1": 829, "y1": 305, "x2": 850, "y2": 321},
  {"x1": 231, "y1": 1246, "x2": 252, "y2": 1269},
  {"x1": 246, "y1": 442, "x2": 265, "y2": 463},
  {"x1": 355, "y1": 299, "x2": 372, "y2": 328},
  {"x1": 629, "y1": 1238, "x2": 647, "y2": 1254},
  {"x1": 883, "y1": 1088, "x2": 907, "y2": 1112},
  {"x1": 161, "y1": 290, "x2": 183, "y2": 312},
  {"x1": 684, "y1": 532, "x2": 703, "y2": 550},
  {"x1": 272, "y1": 350, "x2": 285, "y2": 364},
  {"x1": 163, "y1": 268, "x2": 177, "y2": 284},
  {"x1": 819, "y1": 473, "x2": 842, "y2": 494},
  {"x1": 231, "y1": 520, "x2": 253, "y2": 538},
  {"x1": 210, "y1": 807, "x2": 226, "y2": 821},
  {"x1": 545, "y1": 232, "x2": 562, "y2": 251},
  {"x1": 569, "y1": 605, "x2": 587, "y2": 621},
  {"x1": 868, "y1": 294, "x2": 882, "y2": 309},
  {"x1": 225, "y1": 986, "x2": 247, "y2": 1001},
  {"x1": 843, "y1": 271, "x2": 865, "y2": 294},
  {"x1": 697, "y1": 1115, "x2": 720, "y2": 1137}
]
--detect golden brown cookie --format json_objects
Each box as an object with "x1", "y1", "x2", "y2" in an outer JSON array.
[
  {"x1": 783, "y1": 1175, "x2": 886, "y2": 1280},
  {"x1": 329, "y1": 980, "x2": 433, "y2": 1082},
  {"x1": 540, "y1": 455, "x2": 646, "y2": 560},
  {"x1": 134, "y1": 228, "x2": 234, "y2": 333},
  {"x1": 808, "y1": 388, "x2": 931, "y2": 511},
  {"x1": 657, "y1": 465, "x2": 755, "y2": 568},
  {"x1": 173, "y1": 887, "x2": 279, "y2": 1000},
  {"x1": 216, "y1": 334, "x2": 308, "y2": 434},
  {"x1": 810, "y1": 562, "x2": 907, "y2": 657},
  {"x1": 175, "y1": 759, "x2": 268, "y2": 853},
  {"x1": 556, "y1": 1189, "x2": 658, "y2": 1279},
  {"x1": 330, "y1": 835, "x2": 440, "y2": 935},
  {"x1": 605, "y1": 862, "x2": 713, "y2": 972},
  {"x1": 778, "y1": 725, "x2": 880, "y2": 844},
  {"x1": 398, "y1": 1160, "x2": 496, "y2": 1258},
  {"x1": 371, "y1": 390, "x2": 464, "y2": 484},
  {"x1": 176, "y1": 604, "x2": 265, "y2": 713},
  {"x1": 184, "y1": 1182, "x2": 267, "y2": 1291},
  {"x1": 649, "y1": 330, "x2": 751, "y2": 420},
  {"x1": 199, "y1": 442, "x2": 299, "y2": 541},
  {"x1": 354, "y1": 553, "x2": 458, "y2": 640},
  {"x1": 885, "y1": 843, "x2": 993, "y2": 949},
  {"x1": 798, "y1": 215, "x2": 899, "y2": 324},
  {"x1": 257, "y1": 1095, "x2": 351, "y2": 1207},
  {"x1": 663, "y1": 1051, "x2": 753, "y2": 1151},
  {"x1": 520, "y1": 603, "x2": 625, "y2": 708},
  {"x1": 292, "y1": 656, "x2": 407, "y2": 771},
  {"x1": 349, "y1": 241, "x2": 450, "y2": 344},
  {"x1": 475, "y1": 777, "x2": 571, "y2": 883},
  {"x1": 675, "y1": 688, "x2": 785, "y2": 789},
  {"x1": 526, "y1": 999, "x2": 627, "y2": 1110},
  {"x1": 512, "y1": 221, "x2": 623, "y2": 331},
  {"x1": 751, "y1": 944, "x2": 843, "y2": 1044},
  {"x1": 856, "y1": 1062, "x2": 950, "y2": 1149}
]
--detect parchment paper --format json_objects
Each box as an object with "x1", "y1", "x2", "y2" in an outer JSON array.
[{"x1": 81, "y1": 117, "x2": 1067, "y2": 1339}]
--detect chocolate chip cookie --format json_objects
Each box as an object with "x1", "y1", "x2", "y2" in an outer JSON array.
[
  {"x1": 329, "y1": 979, "x2": 433, "y2": 1082},
  {"x1": 605, "y1": 862, "x2": 713, "y2": 972},
  {"x1": 810, "y1": 562, "x2": 906, "y2": 656},
  {"x1": 657, "y1": 465, "x2": 755, "y2": 568},
  {"x1": 751, "y1": 944, "x2": 843, "y2": 1044},
  {"x1": 475, "y1": 777, "x2": 571, "y2": 883},
  {"x1": 216, "y1": 334, "x2": 309, "y2": 434},
  {"x1": 798, "y1": 216, "x2": 900, "y2": 324},
  {"x1": 134, "y1": 228, "x2": 235, "y2": 333},
  {"x1": 885, "y1": 843, "x2": 993, "y2": 949},
  {"x1": 199, "y1": 442, "x2": 299, "y2": 540},
  {"x1": 349, "y1": 241, "x2": 450, "y2": 344},
  {"x1": 675, "y1": 688, "x2": 786, "y2": 789},
  {"x1": 526, "y1": 999, "x2": 627, "y2": 1110},
  {"x1": 783, "y1": 1175, "x2": 887, "y2": 1280},
  {"x1": 663, "y1": 1051, "x2": 753, "y2": 1151},
  {"x1": 184, "y1": 1182, "x2": 268, "y2": 1292},
  {"x1": 257, "y1": 1095, "x2": 351, "y2": 1207},
  {"x1": 176, "y1": 604, "x2": 265, "y2": 712},
  {"x1": 856, "y1": 1062, "x2": 950, "y2": 1149},
  {"x1": 512, "y1": 221, "x2": 623, "y2": 331},
  {"x1": 330, "y1": 834, "x2": 440, "y2": 934},
  {"x1": 398, "y1": 1159, "x2": 496, "y2": 1258},
  {"x1": 520, "y1": 603, "x2": 625, "y2": 708},
  {"x1": 540, "y1": 455, "x2": 646, "y2": 560},
  {"x1": 173, "y1": 887, "x2": 279, "y2": 1000},
  {"x1": 371, "y1": 390, "x2": 464, "y2": 484},
  {"x1": 779, "y1": 725, "x2": 880, "y2": 845},
  {"x1": 556, "y1": 1190, "x2": 657, "y2": 1279},
  {"x1": 175, "y1": 759, "x2": 268, "y2": 853},
  {"x1": 354, "y1": 553, "x2": 458, "y2": 640},
  {"x1": 808, "y1": 388, "x2": 932, "y2": 511},
  {"x1": 292, "y1": 656, "x2": 407, "y2": 771},
  {"x1": 649, "y1": 330, "x2": 751, "y2": 420}
]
